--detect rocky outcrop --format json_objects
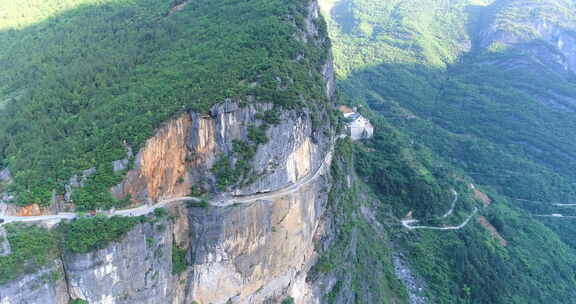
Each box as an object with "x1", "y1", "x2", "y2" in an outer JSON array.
[
  {"x1": 113, "y1": 100, "x2": 330, "y2": 203},
  {"x1": 0, "y1": 169, "x2": 14, "y2": 207},
  {"x1": 0, "y1": 227, "x2": 11, "y2": 256},
  {"x1": 64, "y1": 168, "x2": 96, "y2": 202},
  {"x1": 393, "y1": 255, "x2": 428, "y2": 304},
  {"x1": 0, "y1": 261, "x2": 69, "y2": 304},
  {"x1": 112, "y1": 115, "x2": 193, "y2": 203},
  {"x1": 0, "y1": 169, "x2": 11, "y2": 185},
  {"x1": 63, "y1": 219, "x2": 174, "y2": 304}
]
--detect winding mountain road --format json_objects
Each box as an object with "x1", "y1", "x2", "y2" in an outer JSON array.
[
  {"x1": 441, "y1": 190, "x2": 458, "y2": 218},
  {"x1": 0, "y1": 150, "x2": 332, "y2": 226},
  {"x1": 402, "y1": 189, "x2": 478, "y2": 231},
  {"x1": 534, "y1": 214, "x2": 576, "y2": 218},
  {"x1": 402, "y1": 208, "x2": 478, "y2": 230}
]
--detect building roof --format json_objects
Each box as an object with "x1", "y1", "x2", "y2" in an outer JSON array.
[{"x1": 347, "y1": 113, "x2": 361, "y2": 120}]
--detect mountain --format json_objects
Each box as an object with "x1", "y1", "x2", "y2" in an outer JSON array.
[
  {"x1": 319, "y1": 0, "x2": 576, "y2": 302},
  {"x1": 2, "y1": 0, "x2": 576, "y2": 303},
  {"x1": 0, "y1": 0, "x2": 339, "y2": 303}
]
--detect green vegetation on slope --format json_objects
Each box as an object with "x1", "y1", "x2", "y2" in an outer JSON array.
[
  {"x1": 0, "y1": 224, "x2": 58, "y2": 284},
  {"x1": 171, "y1": 242, "x2": 187, "y2": 275},
  {"x1": 399, "y1": 203, "x2": 576, "y2": 304},
  {"x1": 350, "y1": 106, "x2": 576, "y2": 303},
  {"x1": 0, "y1": 0, "x2": 331, "y2": 207},
  {"x1": 309, "y1": 138, "x2": 409, "y2": 303},
  {"x1": 321, "y1": 0, "x2": 576, "y2": 302}
]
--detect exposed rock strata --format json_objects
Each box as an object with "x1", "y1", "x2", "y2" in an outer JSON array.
[
  {"x1": 185, "y1": 174, "x2": 329, "y2": 304},
  {"x1": 114, "y1": 100, "x2": 330, "y2": 202}
]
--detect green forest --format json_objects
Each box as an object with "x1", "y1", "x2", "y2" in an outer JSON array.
[
  {"x1": 319, "y1": 0, "x2": 576, "y2": 302},
  {"x1": 0, "y1": 0, "x2": 331, "y2": 207}
]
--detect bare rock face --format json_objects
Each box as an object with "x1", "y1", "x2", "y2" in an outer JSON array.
[
  {"x1": 105, "y1": 98, "x2": 331, "y2": 302},
  {"x1": 185, "y1": 170, "x2": 329, "y2": 304},
  {"x1": 0, "y1": 169, "x2": 14, "y2": 207},
  {"x1": 0, "y1": 260, "x2": 69, "y2": 304},
  {"x1": 0, "y1": 227, "x2": 11, "y2": 256},
  {"x1": 112, "y1": 115, "x2": 193, "y2": 203},
  {"x1": 113, "y1": 100, "x2": 330, "y2": 202},
  {"x1": 63, "y1": 219, "x2": 173, "y2": 304},
  {"x1": 0, "y1": 169, "x2": 11, "y2": 184}
]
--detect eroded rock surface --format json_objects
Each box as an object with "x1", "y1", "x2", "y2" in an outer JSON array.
[
  {"x1": 0, "y1": 261, "x2": 69, "y2": 304},
  {"x1": 186, "y1": 173, "x2": 329, "y2": 304},
  {"x1": 64, "y1": 219, "x2": 173, "y2": 304},
  {"x1": 113, "y1": 100, "x2": 330, "y2": 204}
]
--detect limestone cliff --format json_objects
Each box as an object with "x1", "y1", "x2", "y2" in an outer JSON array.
[
  {"x1": 185, "y1": 171, "x2": 329, "y2": 304},
  {"x1": 63, "y1": 219, "x2": 174, "y2": 304},
  {"x1": 0, "y1": 260, "x2": 69, "y2": 304},
  {"x1": 112, "y1": 101, "x2": 330, "y2": 203}
]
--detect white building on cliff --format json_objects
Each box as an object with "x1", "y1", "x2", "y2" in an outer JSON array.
[{"x1": 338, "y1": 106, "x2": 374, "y2": 140}]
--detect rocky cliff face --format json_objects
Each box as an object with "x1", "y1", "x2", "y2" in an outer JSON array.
[
  {"x1": 63, "y1": 219, "x2": 174, "y2": 304},
  {"x1": 0, "y1": 260, "x2": 69, "y2": 304},
  {"x1": 112, "y1": 100, "x2": 330, "y2": 203},
  {"x1": 0, "y1": 228, "x2": 10, "y2": 257},
  {"x1": 1, "y1": 106, "x2": 331, "y2": 303},
  {"x1": 185, "y1": 171, "x2": 329, "y2": 304}
]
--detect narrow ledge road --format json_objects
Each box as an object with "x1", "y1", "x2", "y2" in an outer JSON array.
[{"x1": 0, "y1": 148, "x2": 333, "y2": 226}]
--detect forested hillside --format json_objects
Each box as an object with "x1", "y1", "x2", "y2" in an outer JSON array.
[
  {"x1": 319, "y1": 0, "x2": 576, "y2": 302},
  {"x1": 0, "y1": 0, "x2": 330, "y2": 206}
]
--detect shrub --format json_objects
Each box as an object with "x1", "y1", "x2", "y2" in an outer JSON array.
[
  {"x1": 172, "y1": 243, "x2": 188, "y2": 275},
  {"x1": 282, "y1": 297, "x2": 295, "y2": 304}
]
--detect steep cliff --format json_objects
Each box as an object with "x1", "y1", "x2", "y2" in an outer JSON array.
[
  {"x1": 185, "y1": 171, "x2": 329, "y2": 304},
  {"x1": 112, "y1": 101, "x2": 331, "y2": 203},
  {"x1": 0, "y1": 261, "x2": 69, "y2": 304},
  {"x1": 1, "y1": 105, "x2": 332, "y2": 304},
  {"x1": 1, "y1": 0, "x2": 338, "y2": 303},
  {"x1": 64, "y1": 219, "x2": 174, "y2": 303}
]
